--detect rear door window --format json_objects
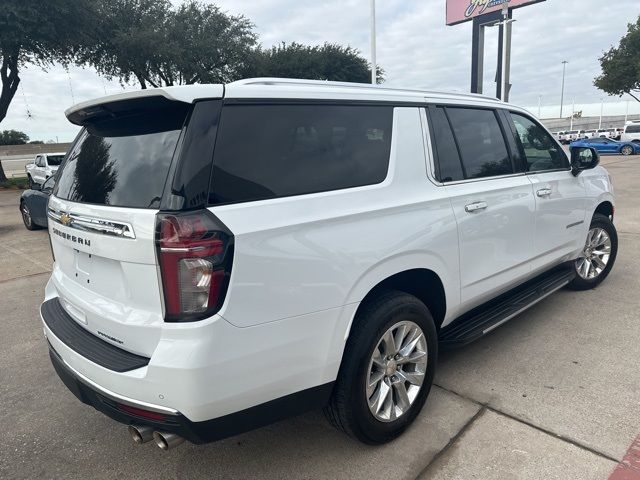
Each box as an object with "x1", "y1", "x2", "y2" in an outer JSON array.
[
  {"x1": 54, "y1": 107, "x2": 188, "y2": 208},
  {"x1": 209, "y1": 104, "x2": 393, "y2": 204},
  {"x1": 428, "y1": 107, "x2": 464, "y2": 182},
  {"x1": 445, "y1": 107, "x2": 513, "y2": 179}
]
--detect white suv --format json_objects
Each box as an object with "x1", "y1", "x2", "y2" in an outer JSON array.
[
  {"x1": 42, "y1": 78, "x2": 617, "y2": 450},
  {"x1": 25, "y1": 152, "x2": 65, "y2": 187}
]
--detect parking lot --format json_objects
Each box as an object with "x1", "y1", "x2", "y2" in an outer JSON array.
[{"x1": 0, "y1": 153, "x2": 638, "y2": 480}]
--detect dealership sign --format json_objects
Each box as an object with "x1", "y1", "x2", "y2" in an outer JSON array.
[{"x1": 446, "y1": 0, "x2": 545, "y2": 25}]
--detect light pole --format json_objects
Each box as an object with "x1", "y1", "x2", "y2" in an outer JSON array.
[
  {"x1": 570, "y1": 97, "x2": 575, "y2": 130},
  {"x1": 370, "y1": 0, "x2": 376, "y2": 84},
  {"x1": 625, "y1": 100, "x2": 629, "y2": 123},
  {"x1": 560, "y1": 60, "x2": 568, "y2": 118},
  {"x1": 538, "y1": 95, "x2": 542, "y2": 118},
  {"x1": 599, "y1": 98, "x2": 604, "y2": 129}
]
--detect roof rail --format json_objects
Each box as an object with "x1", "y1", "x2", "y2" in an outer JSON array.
[{"x1": 228, "y1": 77, "x2": 500, "y2": 102}]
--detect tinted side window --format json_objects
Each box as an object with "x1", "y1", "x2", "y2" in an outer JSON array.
[
  {"x1": 627, "y1": 125, "x2": 640, "y2": 134},
  {"x1": 209, "y1": 104, "x2": 393, "y2": 204},
  {"x1": 428, "y1": 107, "x2": 464, "y2": 182},
  {"x1": 446, "y1": 108, "x2": 513, "y2": 179},
  {"x1": 510, "y1": 113, "x2": 568, "y2": 172}
]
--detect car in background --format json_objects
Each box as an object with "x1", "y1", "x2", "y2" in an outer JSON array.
[
  {"x1": 608, "y1": 128, "x2": 623, "y2": 140},
  {"x1": 570, "y1": 137, "x2": 639, "y2": 156},
  {"x1": 621, "y1": 122, "x2": 640, "y2": 143},
  {"x1": 583, "y1": 129, "x2": 597, "y2": 139},
  {"x1": 555, "y1": 131, "x2": 566, "y2": 142},
  {"x1": 563, "y1": 130, "x2": 580, "y2": 143},
  {"x1": 25, "y1": 152, "x2": 65, "y2": 187},
  {"x1": 19, "y1": 176, "x2": 54, "y2": 230},
  {"x1": 596, "y1": 129, "x2": 611, "y2": 139}
]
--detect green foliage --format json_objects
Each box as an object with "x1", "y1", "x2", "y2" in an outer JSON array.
[
  {"x1": 594, "y1": 17, "x2": 640, "y2": 102},
  {"x1": 0, "y1": 129, "x2": 29, "y2": 145},
  {"x1": 78, "y1": 0, "x2": 257, "y2": 88},
  {"x1": 0, "y1": 0, "x2": 100, "y2": 120},
  {"x1": 244, "y1": 42, "x2": 384, "y2": 84}
]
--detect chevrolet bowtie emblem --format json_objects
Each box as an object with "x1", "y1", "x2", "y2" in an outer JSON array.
[{"x1": 60, "y1": 213, "x2": 72, "y2": 226}]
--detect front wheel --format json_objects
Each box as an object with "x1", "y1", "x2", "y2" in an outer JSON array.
[
  {"x1": 567, "y1": 213, "x2": 617, "y2": 290},
  {"x1": 324, "y1": 291, "x2": 437, "y2": 444},
  {"x1": 621, "y1": 145, "x2": 633, "y2": 156},
  {"x1": 21, "y1": 201, "x2": 39, "y2": 231}
]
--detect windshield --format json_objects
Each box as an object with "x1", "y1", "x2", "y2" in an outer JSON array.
[{"x1": 46, "y1": 155, "x2": 65, "y2": 166}]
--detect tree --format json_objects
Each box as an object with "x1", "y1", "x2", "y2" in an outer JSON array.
[
  {"x1": 0, "y1": 129, "x2": 29, "y2": 145},
  {"x1": 244, "y1": 42, "x2": 384, "y2": 84},
  {"x1": 0, "y1": 0, "x2": 100, "y2": 181},
  {"x1": 594, "y1": 17, "x2": 640, "y2": 102},
  {"x1": 78, "y1": 0, "x2": 257, "y2": 88}
]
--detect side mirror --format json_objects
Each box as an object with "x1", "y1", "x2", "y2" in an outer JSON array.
[
  {"x1": 31, "y1": 183, "x2": 42, "y2": 191},
  {"x1": 570, "y1": 146, "x2": 599, "y2": 176}
]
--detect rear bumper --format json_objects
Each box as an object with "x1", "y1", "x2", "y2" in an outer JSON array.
[{"x1": 48, "y1": 340, "x2": 334, "y2": 444}]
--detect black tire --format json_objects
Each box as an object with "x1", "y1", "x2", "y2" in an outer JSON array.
[
  {"x1": 621, "y1": 145, "x2": 633, "y2": 156},
  {"x1": 324, "y1": 290, "x2": 437, "y2": 444},
  {"x1": 20, "y1": 201, "x2": 39, "y2": 231},
  {"x1": 567, "y1": 213, "x2": 617, "y2": 291},
  {"x1": 27, "y1": 175, "x2": 34, "y2": 189}
]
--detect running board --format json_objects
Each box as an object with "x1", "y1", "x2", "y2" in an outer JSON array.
[{"x1": 439, "y1": 266, "x2": 575, "y2": 348}]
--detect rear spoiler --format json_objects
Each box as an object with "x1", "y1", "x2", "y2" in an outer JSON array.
[{"x1": 65, "y1": 85, "x2": 224, "y2": 126}]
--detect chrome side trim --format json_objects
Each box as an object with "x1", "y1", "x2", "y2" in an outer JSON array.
[
  {"x1": 482, "y1": 278, "x2": 571, "y2": 335},
  {"x1": 48, "y1": 208, "x2": 136, "y2": 239},
  {"x1": 47, "y1": 342, "x2": 179, "y2": 415},
  {"x1": 566, "y1": 220, "x2": 584, "y2": 229}
]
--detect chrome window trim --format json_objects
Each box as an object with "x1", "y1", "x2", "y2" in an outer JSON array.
[{"x1": 47, "y1": 207, "x2": 136, "y2": 239}]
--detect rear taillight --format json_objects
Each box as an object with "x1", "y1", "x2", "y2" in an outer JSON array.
[{"x1": 156, "y1": 210, "x2": 233, "y2": 322}]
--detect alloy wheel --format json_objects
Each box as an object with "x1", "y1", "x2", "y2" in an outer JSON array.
[
  {"x1": 366, "y1": 321, "x2": 428, "y2": 422},
  {"x1": 621, "y1": 145, "x2": 633, "y2": 156},
  {"x1": 21, "y1": 203, "x2": 32, "y2": 228},
  {"x1": 576, "y1": 227, "x2": 612, "y2": 280}
]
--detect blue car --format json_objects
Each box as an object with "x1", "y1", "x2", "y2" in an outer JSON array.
[
  {"x1": 570, "y1": 137, "x2": 639, "y2": 156},
  {"x1": 19, "y1": 175, "x2": 54, "y2": 230}
]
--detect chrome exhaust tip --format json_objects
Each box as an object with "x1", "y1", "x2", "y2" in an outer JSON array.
[
  {"x1": 153, "y1": 431, "x2": 185, "y2": 451},
  {"x1": 128, "y1": 425, "x2": 154, "y2": 444}
]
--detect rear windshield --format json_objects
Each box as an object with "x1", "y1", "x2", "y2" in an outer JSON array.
[
  {"x1": 209, "y1": 104, "x2": 393, "y2": 204},
  {"x1": 47, "y1": 155, "x2": 65, "y2": 166},
  {"x1": 54, "y1": 107, "x2": 188, "y2": 208}
]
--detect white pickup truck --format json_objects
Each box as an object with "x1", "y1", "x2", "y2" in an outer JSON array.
[{"x1": 25, "y1": 152, "x2": 65, "y2": 187}]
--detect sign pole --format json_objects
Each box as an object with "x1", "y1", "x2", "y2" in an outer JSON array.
[{"x1": 370, "y1": 0, "x2": 377, "y2": 84}]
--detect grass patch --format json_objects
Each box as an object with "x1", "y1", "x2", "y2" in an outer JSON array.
[{"x1": 0, "y1": 177, "x2": 29, "y2": 190}]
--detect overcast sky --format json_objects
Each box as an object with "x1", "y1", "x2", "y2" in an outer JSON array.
[{"x1": 4, "y1": 0, "x2": 639, "y2": 142}]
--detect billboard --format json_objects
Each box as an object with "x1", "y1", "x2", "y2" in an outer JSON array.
[{"x1": 446, "y1": 0, "x2": 545, "y2": 26}]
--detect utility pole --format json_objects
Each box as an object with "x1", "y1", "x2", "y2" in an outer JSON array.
[
  {"x1": 370, "y1": 0, "x2": 376, "y2": 84},
  {"x1": 560, "y1": 60, "x2": 568, "y2": 118}
]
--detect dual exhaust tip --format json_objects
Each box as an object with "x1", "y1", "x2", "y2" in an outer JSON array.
[{"x1": 128, "y1": 425, "x2": 184, "y2": 451}]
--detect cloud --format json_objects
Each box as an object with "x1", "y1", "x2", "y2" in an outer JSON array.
[{"x1": 3, "y1": 0, "x2": 639, "y2": 141}]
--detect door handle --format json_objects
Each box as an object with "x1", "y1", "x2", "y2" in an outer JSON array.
[
  {"x1": 536, "y1": 188, "x2": 552, "y2": 197},
  {"x1": 465, "y1": 201, "x2": 488, "y2": 213}
]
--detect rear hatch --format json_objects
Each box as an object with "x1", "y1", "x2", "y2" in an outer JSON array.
[{"x1": 48, "y1": 95, "x2": 193, "y2": 357}]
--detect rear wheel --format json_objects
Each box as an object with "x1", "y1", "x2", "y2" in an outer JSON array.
[
  {"x1": 324, "y1": 290, "x2": 437, "y2": 444},
  {"x1": 567, "y1": 213, "x2": 617, "y2": 290},
  {"x1": 621, "y1": 145, "x2": 633, "y2": 156}
]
